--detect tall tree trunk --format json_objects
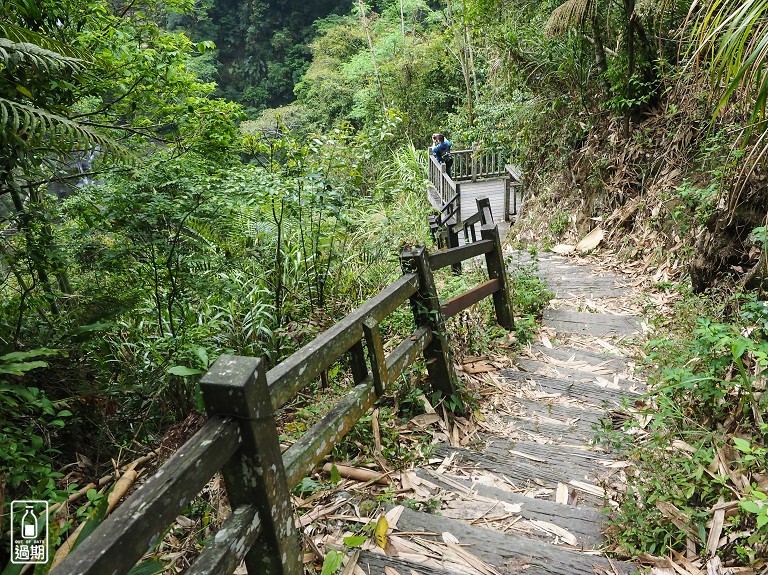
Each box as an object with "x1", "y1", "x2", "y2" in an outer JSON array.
[
  {"x1": 446, "y1": 0, "x2": 474, "y2": 126},
  {"x1": 357, "y1": 0, "x2": 386, "y2": 110},
  {"x1": 590, "y1": 9, "x2": 608, "y2": 81},
  {"x1": 623, "y1": 0, "x2": 636, "y2": 137}
]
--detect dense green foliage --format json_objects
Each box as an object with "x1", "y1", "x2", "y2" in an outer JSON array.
[
  {"x1": 2, "y1": 0, "x2": 768, "y2": 568},
  {"x1": 175, "y1": 0, "x2": 350, "y2": 114}
]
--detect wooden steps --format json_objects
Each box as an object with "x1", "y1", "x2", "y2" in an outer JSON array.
[
  {"x1": 527, "y1": 344, "x2": 632, "y2": 374},
  {"x1": 542, "y1": 309, "x2": 641, "y2": 338},
  {"x1": 348, "y1": 252, "x2": 643, "y2": 574},
  {"x1": 415, "y1": 470, "x2": 607, "y2": 547},
  {"x1": 358, "y1": 507, "x2": 635, "y2": 575},
  {"x1": 500, "y1": 370, "x2": 640, "y2": 409},
  {"x1": 514, "y1": 358, "x2": 645, "y2": 393}
]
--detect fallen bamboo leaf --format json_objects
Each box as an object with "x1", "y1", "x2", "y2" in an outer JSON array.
[
  {"x1": 375, "y1": 515, "x2": 389, "y2": 549},
  {"x1": 528, "y1": 519, "x2": 578, "y2": 545},
  {"x1": 509, "y1": 450, "x2": 546, "y2": 463},
  {"x1": 341, "y1": 549, "x2": 361, "y2": 575},
  {"x1": 568, "y1": 480, "x2": 605, "y2": 497},
  {"x1": 384, "y1": 505, "x2": 405, "y2": 529},
  {"x1": 409, "y1": 413, "x2": 441, "y2": 427},
  {"x1": 551, "y1": 244, "x2": 575, "y2": 254},
  {"x1": 299, "y1": 498, "x2": 349, "y2": 528},
  {"x1": 656, "y1": 501, "x2": 697, "y2": 540},
  {"x1": 463, "y1": 361, "x2": 497, "y2": 374},
  {"x1": 441, "y1": 531, "x2": 460, "y2": 544},
  {"x1": 575, "y1": 227, "x2": 604, "y2": 252},
  {"x1": 556, "y1": 483, "x2": 569, "y2": 504},
  {"x1": 705, "y1": 497, "x2": 725, "y2": 556}
]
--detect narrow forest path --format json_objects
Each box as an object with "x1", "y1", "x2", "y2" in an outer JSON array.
[{"x1": 347, "y1": 251, "x2": 647, "y2": 575}]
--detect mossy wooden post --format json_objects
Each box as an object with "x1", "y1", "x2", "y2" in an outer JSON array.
[
  {"x1": 480, "y1": 224, "x2": 514, "y2": 330},
  {"x1": 454, "y1": 181, "x2": 462, "y2": 225},
  {"x1": 400, "y1": 246, "x2": 459, "y2": 399},
  {"x1": 363, "y1": 317, "x2": 387, "y2": 396},
  {"x1": 348, "y1": 341, "x2": 368, "y2": 384},
  {"x1": 200, "y1": 356, "x2": 301, "y2": 575},
  {"x1": 504, "y1": 177, "x2": 511, "y2": 221}
]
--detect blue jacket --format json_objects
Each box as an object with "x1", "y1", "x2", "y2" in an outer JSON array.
[{"x1": 432, "y1": 140, "x2": 451, "y2": 162}]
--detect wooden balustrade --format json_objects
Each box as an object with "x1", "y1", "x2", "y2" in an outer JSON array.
[{"x1": 53, "y1": 215, "x2": 514, "y2": 575}]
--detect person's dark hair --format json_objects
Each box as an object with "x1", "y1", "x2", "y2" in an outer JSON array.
[{"x1": 436, "y1": 134, "x2": 445, "y2": 142}]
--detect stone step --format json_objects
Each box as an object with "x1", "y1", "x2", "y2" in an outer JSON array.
[
  {"x1": 528, "y1": 344, "x2": 632, "y2": 374},
  {"x1": 504, "y1": 396, "x2": 609, "y2": 429},
  {"x1": 358, "y1": 506, "x2": 635, "y2": 575},
  {"x1": 497, "y1": 403, "x2": 607, "y2": 445},
  {"x1": 415, "y1": 469, "x2": 607, "y2": 548}
]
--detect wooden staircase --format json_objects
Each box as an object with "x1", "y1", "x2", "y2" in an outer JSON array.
[{"x1": 350, "y1": 252, "x2": 644, "y2": 575}]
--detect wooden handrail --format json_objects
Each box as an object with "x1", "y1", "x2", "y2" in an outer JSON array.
[
  {"x1": 267, "y1": 273, "x2": 419, "y2": 409},
  {"x1": 53, "y1": 417, "x2": 242, "y2": 575},
  {"x1": 428, "y1": 240, "x2": 494, "y2": 271},
  {"x1": 54, "y1": 216, "x2": 514, "y2": 575}
]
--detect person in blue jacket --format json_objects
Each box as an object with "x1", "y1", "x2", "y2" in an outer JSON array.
[{"x1": 431, "y1": 133, "x2": 453, "y2": 176}]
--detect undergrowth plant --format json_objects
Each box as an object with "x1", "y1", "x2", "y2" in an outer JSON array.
[
  {"x1": 606, "y1": 289, "x2": 768, "y2": 565},
  {"x1": 507, "y1": 257, "x2": 554, "y2": 344}
]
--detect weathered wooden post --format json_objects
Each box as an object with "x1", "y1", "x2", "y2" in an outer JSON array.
[
  {"x1": 454, "y1": 181, "x2": 462, "y2": 225},
  {"x1": 400, "y1": 246, "x2": 459, "y2": 399},
  {"x1": 445, "y1": 219, "x2": 462, "y2": 276},
  {"x1": 348, "y1": 341, "x2": 368, "y2": 384},
  {"x1": 200, "y1": 356, "x2": 302, "y2": 575},
  {"x1": 480, "y1": 224, "x2": 514, "y2": 330},
  {"x1": 504, "y1": 177, "x2": 511, "y2": 222},
  {"x1": 477, "y1": 197, "x2": 493, "y2": 226},
  {"x1": 363, "y1": 317, "x2": 387, "y2": 396}
]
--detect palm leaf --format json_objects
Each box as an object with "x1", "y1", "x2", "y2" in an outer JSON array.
[{"x1": 546, "y1": 0, "x2": 594, "y2": 37}]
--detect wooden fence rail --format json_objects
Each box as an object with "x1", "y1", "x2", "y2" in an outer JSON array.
[{"x1": 52, "y1": 215, "x2": 514, "y2": 575}]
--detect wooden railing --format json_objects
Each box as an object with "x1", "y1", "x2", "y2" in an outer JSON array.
[
  {"x1": 53, "y1": 216, "x2": 513, "y2": 575},
  {"x1": 428, "y1": 152, "x2": 461, "y2": 219},
  {"x1": 450, "y1": 148, "x2": 507, "y2": 182},
  {"x1": 428, "y1": 148, "x2": 521, "y2": 228}
]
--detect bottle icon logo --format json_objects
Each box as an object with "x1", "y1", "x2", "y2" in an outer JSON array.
[
  {"x1": 22, "y1": 505, "x2": 38, "y2": 538},
  {"x1": 11, "y1": 500, "x2": 48, "y2": 564}
]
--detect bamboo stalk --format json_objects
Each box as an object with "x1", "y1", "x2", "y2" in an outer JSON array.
[
  {"x1": 51, "y1": 456, "x2": 147, "y2": 567},
  {"x1": 322, "y1": 463, "x2": 391, "y2": 485}
]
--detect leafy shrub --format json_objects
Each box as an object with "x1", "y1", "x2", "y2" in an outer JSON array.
[{"x1": 0, "y1": 350, "x2": 70, "y2": 517}]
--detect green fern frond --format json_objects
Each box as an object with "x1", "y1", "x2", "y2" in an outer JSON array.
[
  {"x1": 0, "y1": 21, "x2": 93, "y2": 62},
  {"x1": 546, "y1": 0, "x2": 594, "y2": 37},
  {"x1": 0, "y1": 97, "x2": 129, "y2": 158},
  {"x1": 0, "y1": 38, "x2": 87, "y2": 74}
]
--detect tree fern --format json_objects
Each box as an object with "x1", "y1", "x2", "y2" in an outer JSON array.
[
  {"x1": 0, "y1": 97, "x2": 125, "y2": 156},
  {"x1": 0, "y1": 21, "x2": 93, "y2": 62},
  {"x1": 0, "y1": 38, "x2": 87, "y2": 75}
]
